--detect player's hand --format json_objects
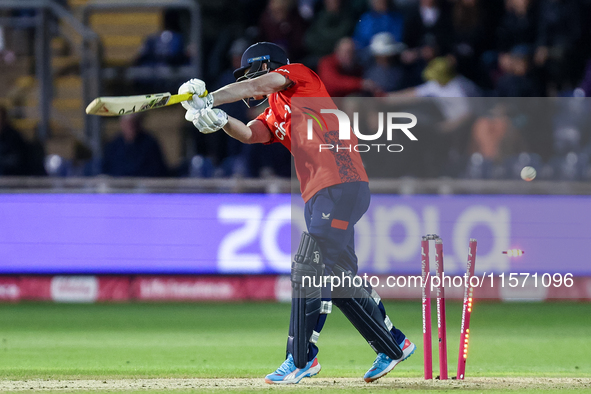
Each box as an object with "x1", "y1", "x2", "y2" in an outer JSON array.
[
  {"x1": 178, "y1": 79, "x2": 214, "y2": 110},
  {"x1": 186, "y1": 108, "x2": 228, "y2": 134}
]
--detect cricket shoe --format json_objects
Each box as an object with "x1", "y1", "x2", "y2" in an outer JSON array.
[
  {"x1": 264, "y1": 354, "x2": 321, "y2": 384},
  {"x1": 363, "y1": 338, "x2": 416, "y2": 383}
]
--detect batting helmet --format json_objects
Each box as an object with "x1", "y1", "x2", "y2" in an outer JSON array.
[{"x1": 233, "y1": 42, "x2": 289, "y2": 81}]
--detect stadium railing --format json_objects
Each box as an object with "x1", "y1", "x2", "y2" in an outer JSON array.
[{"x1": 0, "y1": 177, "x2": 590, "y2": 195}]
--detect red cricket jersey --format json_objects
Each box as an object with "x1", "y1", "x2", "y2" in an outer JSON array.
[{"x1": 255, "y1": 63, "x2": 368, "y2": 202}]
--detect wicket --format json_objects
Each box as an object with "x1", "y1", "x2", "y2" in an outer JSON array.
[
  {"x1": 421, "y1": 235, "x2": 478, "y2": 380},
  {"x1": 457, "y1": 239, "x2": 478, "y2": 380},
  {"x1": 420, "y1": 236, "x2": 433, "y2": 380}
]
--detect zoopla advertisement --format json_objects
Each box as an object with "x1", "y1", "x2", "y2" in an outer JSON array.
[{"x1": 0, "y1": 194, "x2": 589, "y2": 276}]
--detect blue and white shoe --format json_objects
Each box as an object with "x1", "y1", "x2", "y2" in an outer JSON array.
[
  {"x1": 364, "y1": 338, "x2": 416, "y2": 382},
  {"x1": 264, "y1": 354, "x2": 321, "y2": 384}
]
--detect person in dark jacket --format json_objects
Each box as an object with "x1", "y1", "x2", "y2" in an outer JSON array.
[
  {"x1": 402, "y1": 0, "x2": 453, "y2": 55},
  {"x1": 258, "y1": 0, "x2": 308, "y2": 61},
  {"x1": 533, "y1": 0, "x2": 582, "y2": 91},
  {"x1": 0, "y1": 106, "x2": 28, "y2": 176},
  {"x1": 102, "y1": 114, "x2": 168, "y2": 177},
  {"x1": 451, "y1": 0, "x2": 492, "y2": 84},
  {"x1": 304, "y1": 0, "x2": 356, "y2": 68},
  {"x1": 496, "y1": 45, "x2": 543, "y2": 97},
  {"x1": 496, "y1": 0, "x2": 537, "y2": 53}
]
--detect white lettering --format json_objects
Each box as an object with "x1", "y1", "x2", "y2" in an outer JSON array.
[
  {"x1": 353, "y1": 112, "x2": 383, "y2": 141},
  {"x1": 320, "y1": 109, "x2": 351, "y2": 140},
  {"x1": 274, "y1": 121, "x2": 286, "y2": 140},
  {"x1": 261, "y1": 205, "x2": 292, "y2": 272},
  {"x1": 387, "y1": 113, "x2": 418, "y2": 140},
  {"x1": 218, "y1": 205, "x2": 264, "y2": 272},
  {"x1": 387, "y1": 144, "x2": 404, "y2": 152}
]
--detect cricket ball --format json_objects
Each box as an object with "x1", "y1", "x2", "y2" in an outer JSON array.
[{"x1": 520, "y1": 166, "x2": 536, "y2": 181}]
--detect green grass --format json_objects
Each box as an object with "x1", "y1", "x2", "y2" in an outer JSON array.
[
  {"x1": 14, "y1": 391, "x2": 591, "y2": 394},
  {"x1": 0, "y1": 301, "x2": 590, "y2": 392}
]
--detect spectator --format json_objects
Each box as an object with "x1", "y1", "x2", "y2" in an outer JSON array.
[
  {"x1": 304, "y1": 0, "x2": 356, "y2": 68},
  {"x1": 534, "y1": 0, "x2": 582, "y2": 92},
  {"x1": 402, "y1": 0, "x2": 453, "y2": 55},
  {"x1": 298, "y1": 0, "x2": 320, "y2": 20},
  {"x1": 496, "y1": 0, "x2": 537, "y2": 53},
  {"x1": 0, "y1": 26, "x2": 16, "y2": 65},
  {"x1": 393, "y1": 57, "x2": 481, "y2": 98},
  {"x1": 318, "y1": 37, "x2": 379, "y2": 96},
  {"x1": 470, "y1": 103, "x2": 526, "y2": 162},
  {"x1": 102, "y1": 114, "x2": 168, "y2": 177},
  {"x1": 135, "y1": 10, "x2": 188, "y2": 67},
  {"x1": 451, "y1": 0, "x2": 490, "y2": 84},
  {"x1": 353, "y1": 0, "x2": 405, "y2": 49},
  {"x1": 390, "y1": 57, "x2": 479, "y2": 176},
  {"x1": 67, "y1": 141, "x2": 94, "y2": 177},
  {"x1": 258, "y1": 0, "x2": 308, "y2": 61},
  {"x1": 364, "y1": 32, "x2": 407, "y2": 92},
  {"x1": 400, "y1": 0, "x2": 452, "y2": 85},
  {"x1": 0, "y1": 106, "x2": 28, "y2": 176},
  {"x1": 199, "y1": 0, "x2": 254, "y2": 82},
  {"x1": 496, "y1": 45, "x2": 543, "y2": 97},
  {"x1": 578, "y1": 59, "x2": 591, "y2": 97},
  {"x1": 133, "y1": 10, "x2": 189, "y2": 92}
]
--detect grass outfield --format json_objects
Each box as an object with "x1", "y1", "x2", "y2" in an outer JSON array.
[{"x1": 0, "y1": 301, "x2": 590, "y2": 393}]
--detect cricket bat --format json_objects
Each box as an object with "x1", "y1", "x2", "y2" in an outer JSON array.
[{"x1": 85, "y1": 90, "x2": 208, "y2": 116}]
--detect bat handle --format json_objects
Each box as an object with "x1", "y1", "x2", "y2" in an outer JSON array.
[{"x1": 169, "y1": 90, "x2": 208, "y2": 106}]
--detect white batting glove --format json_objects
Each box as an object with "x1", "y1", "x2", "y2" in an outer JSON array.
[
  {"x1": 186, "y1": 108, "x2": 228, "y2": 134},
  {"x1": 178, "y1": 78, "x2": 214, "y2": 110}
]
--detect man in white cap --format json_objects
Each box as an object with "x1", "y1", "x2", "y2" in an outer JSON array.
[{"x1": 364, "y1": 32, "x2": 407, "y2": 92}]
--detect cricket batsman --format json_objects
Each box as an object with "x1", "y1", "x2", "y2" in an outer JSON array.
[{"x1": 179, "y1": 42, "x2": 415, "y2": 384}]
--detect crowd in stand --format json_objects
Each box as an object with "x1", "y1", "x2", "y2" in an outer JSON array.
[
  {"x1": 187, "y1": 0, "x2": 591, "y2": 180},
  {"x1": 2, "y1": 0, "x2": 591, "y2": 180},
  {"x1": 199, "y1": 0, "x2": 591, "y2": 97}
]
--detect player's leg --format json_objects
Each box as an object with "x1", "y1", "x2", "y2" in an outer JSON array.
[
  {"x1": 302, "y1": 181, "x2": 372, "y2": 353},
  {"x1": 301, "y1": 200, "x2": 331, "y2": 363},
  {"x1": 266, "y1": 182, "x2": 368, "y2": 384},
  {"x1": 331, "y1": 258, "x2": 416, "y2": 382},
  {"x1": 341, "y1": 238, "x2": 409, "y2": 347},
  {"x1": 288, "y1": 183, "x2": 360, "y2": 365},
  {"x1": 265, "y1": 204, "x2": 326, "y2": 384},
  {"x1": 358, "y1": 278, "x2": 417, "y2": 382},
  {"x1": 324, "y1": 185, "x2": 415, "y2": 382}
]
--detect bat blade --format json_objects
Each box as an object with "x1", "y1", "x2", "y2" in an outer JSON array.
[{"x1": 85, "y1": 92, "x2": 194, "y2": 116}]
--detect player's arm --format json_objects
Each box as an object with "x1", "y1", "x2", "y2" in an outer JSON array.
[
  {"x1": 178, "y1": 73, "x2": 291, "y2": 109},
  {"x1": 223, "y1": 117, "x2": 272, "y2": 144},
  {"x1": 211, "y1": 72, "x2": 291, "y2": 106},
  {"x1": 186, "y1": 108, "x2": 272, "y2": 144}
]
